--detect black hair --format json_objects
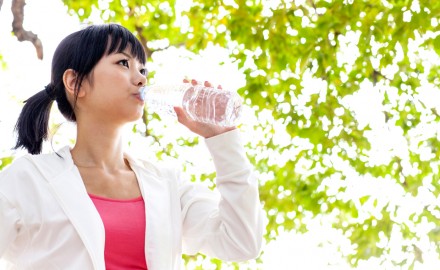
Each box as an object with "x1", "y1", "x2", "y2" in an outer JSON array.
[{"x1": 14, "y1": 24, "x2": 146, "y2": 155}]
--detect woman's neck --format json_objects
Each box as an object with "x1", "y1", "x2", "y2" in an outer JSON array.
[{"x1": 70, "y1": 122, "x2": 128, "y2": 171}]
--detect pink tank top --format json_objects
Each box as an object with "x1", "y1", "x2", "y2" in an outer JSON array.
[{"x1": 90, "y1": 194, "x2": 147, "y2": 270}]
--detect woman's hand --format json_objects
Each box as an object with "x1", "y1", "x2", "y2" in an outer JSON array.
[{"x1": 174, "y1": 79, "x2": 236, "y2": 138}]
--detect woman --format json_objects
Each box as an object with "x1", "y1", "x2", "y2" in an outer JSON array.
[{"x1": 0, "y1": 24, "x2": 263, "y2": 269}]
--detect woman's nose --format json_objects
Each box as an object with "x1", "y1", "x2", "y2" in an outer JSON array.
[{"x1": 134, "y1": 71, "x2": 147, "y2": 86}]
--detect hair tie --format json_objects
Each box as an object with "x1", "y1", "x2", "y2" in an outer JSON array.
[{"x1": 44, "y1": 84, "x2": 56, "y2": 100}]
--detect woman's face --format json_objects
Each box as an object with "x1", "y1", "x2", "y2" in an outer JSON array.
[{"x1": 77, "y1": 47, "x2": 147, "y2": 125}]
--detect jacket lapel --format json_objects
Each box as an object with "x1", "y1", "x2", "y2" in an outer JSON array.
[
  {"x1": 27, "y1": 146, "x2": 106, "y2": 270},
  {"x1": 28, "y1": 146, "x2": 175, "y2": 270},
  {"x1": 127, "y1": 155, "x2": 174, "y2": 270}
]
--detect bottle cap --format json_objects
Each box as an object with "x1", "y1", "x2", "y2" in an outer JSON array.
[{"x1": 139, "y1": 86, "x2": 148, "y2": 101}]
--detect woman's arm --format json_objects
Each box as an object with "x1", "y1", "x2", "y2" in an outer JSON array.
[
  {"x1": 179, "y1": 129, "x2": 264, "y2": 261},
  {"x1": 0, "y1": 192, "x2": 21, "y2": 257}
]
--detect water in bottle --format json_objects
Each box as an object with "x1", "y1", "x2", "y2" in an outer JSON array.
[{"x1": 139, "y1": 83, "x2": 242, "y2": 127}]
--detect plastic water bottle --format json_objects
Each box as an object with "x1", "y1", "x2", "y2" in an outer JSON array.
[{"x1": 139, "y1": 83, "x2": 242, "y2": 127}]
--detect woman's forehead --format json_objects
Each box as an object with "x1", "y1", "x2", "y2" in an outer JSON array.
[{"x1": 105, "y1": 37, "x2": 145, "y2": 63}]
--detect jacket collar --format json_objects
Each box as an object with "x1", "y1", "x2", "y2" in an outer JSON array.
[
  {"x1": 27, "y1": 146, "x2": 175, "y2": 270},
  {"x1": 123, "y1": 152, "x2": 176, "y2": 269},
  {"x1": 26, "y1": 146, "x2": 106, "y2": 270}
]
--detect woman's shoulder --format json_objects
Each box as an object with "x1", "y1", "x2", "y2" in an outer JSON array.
[
  {"x1": 0, "y1": 154, "x2": 41, "y2": 194},
  {"x1": 0, "y1": 146, "x2": 73, "y2": 182},
  {"x1": 0, "y1": 152, "x2": 39, "y2": 177}
]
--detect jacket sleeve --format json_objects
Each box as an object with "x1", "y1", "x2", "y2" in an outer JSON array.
[
  {"x1": 180, "y1": 129, "x2": 264, "y2": 261},
  {"x1": 0, "y1": 191, "x2": 21, "y2": 257}
]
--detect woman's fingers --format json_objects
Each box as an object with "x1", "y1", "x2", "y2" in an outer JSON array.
[{"x1": 183, "y1": 78, "x2": 220, "y2": 88}]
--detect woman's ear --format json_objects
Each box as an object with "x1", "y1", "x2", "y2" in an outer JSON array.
[{"x1": 63, "y1": 69, "x2": 85, "y2": 98}]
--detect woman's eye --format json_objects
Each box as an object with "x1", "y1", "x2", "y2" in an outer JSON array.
[
  {"x1": 118, "y1": 59, "x2": 129, "y2": 68},
  {"x1": 140, "y1": 68, "x2": 147, "y2": 76}
]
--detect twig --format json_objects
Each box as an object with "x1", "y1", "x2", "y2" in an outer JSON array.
[{"x1": 11, "y1": 0, "x2": 43, "y2": 59}]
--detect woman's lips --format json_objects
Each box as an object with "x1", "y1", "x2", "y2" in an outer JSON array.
[{"x1": 133, "y1": 93, "x2": 144, "y2": 102}]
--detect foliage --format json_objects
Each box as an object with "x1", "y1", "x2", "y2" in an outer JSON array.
[
  {"x1": 3, "y1": 0, "x2": 440, "y2": 268},
  {"x1": 0, "y1": 54, "x2": 6, "y2": 70},
  {"x1": 0, "y1": 156, "x2": 14, "y2": 171}
]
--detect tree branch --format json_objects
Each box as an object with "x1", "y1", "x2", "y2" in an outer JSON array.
[
  {"x1": 11, "y1": 0, "x2": 43, "y2": 59},
  {"x1": 135, "y1": 25, "x2": 153, "y2": 58}
]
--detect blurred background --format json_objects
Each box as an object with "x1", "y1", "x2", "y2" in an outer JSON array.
[{"x1": 1, "y1": 0, "x2": 440, "y2": 269}]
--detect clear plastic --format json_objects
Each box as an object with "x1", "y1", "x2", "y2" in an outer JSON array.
[{"x1": 139, "y1": 83, "x2": 242, "y2": 127}]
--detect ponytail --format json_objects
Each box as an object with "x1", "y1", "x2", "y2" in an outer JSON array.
[{"x1": 14, "y1": 85, "x2": 55, "y2": 155}]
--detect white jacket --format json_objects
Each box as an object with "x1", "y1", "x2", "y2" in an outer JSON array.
[{"x1": 0, "y1": 130, "x2": 263, "y2": 269}]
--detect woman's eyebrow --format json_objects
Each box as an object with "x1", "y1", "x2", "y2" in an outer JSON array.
[{"x1": 118, "y1": 51, "x2": 132, "y2": 58}]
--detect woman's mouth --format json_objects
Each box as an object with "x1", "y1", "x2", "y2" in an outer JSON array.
[{"x1": 133, "y1": 93, "x2": 144, "y2": 102}]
